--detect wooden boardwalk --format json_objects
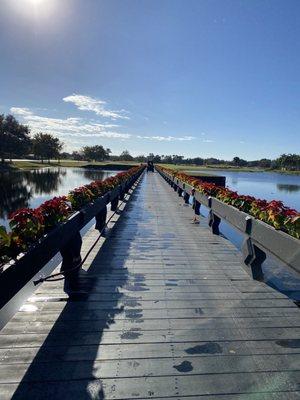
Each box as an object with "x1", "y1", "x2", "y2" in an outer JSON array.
[{"x1": 0, "y1": 171, "x2": 300, "y2": 399}]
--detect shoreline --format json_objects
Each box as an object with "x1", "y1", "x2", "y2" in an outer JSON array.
[
  {"x1": 160, "y1": 164, "x2": 300, "y2": 176},
  {"x1": 0, "y1": 160, "x2": 299, "y2": 175},
  {"x1": 0, "y1": 160, "x2": 139, "y2": 171}
]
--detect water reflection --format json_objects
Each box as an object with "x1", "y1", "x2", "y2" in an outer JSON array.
[
  {"x1": 187, "y1": 169, "x2": 300, "y2": 210},
  {"x1": 276, "y1": 183, "x2": 300, "y2": 193},
  {"x1": 0, "y1": 172, "x2": 32, "y2": 219},
  {"x1": 0, "y1": 167, "x2": 117, "y2": 227},
  {"x1": 25, "y1": 169, "x2": 65, "y2": 194},
  {"x1": 74, "y1": 169, "x2": 108, "y2": 181}
]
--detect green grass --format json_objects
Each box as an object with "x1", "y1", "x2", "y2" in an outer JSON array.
[
  {"x1": 11, "y1": 159, "x2": 139, "y2": 170},
  {"x1": 7, "y1": 160, "x2": 300, "y2": 175},
  {"x1": 160, "y1": 163, "x2": 263, "y2": 172},
  {"x1": 159, "y1": 163, "x2": 300, "y2": 175}
]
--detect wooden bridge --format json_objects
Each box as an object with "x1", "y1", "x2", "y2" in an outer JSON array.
[{"x1": 0, "y1": 170, "x2": 300, "y2": 399}]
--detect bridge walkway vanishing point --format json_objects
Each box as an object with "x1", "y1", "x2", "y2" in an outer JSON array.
[{"x1": 0, "y1": 171, "x2": 300, "y2": 399}]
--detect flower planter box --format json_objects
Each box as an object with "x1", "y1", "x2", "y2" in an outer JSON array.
[
  {"x1": 0, "y1": 211, "x2": 82, "y2": 308},
  {"x1": 210, "y1": 197, "x2": 299, "y2": 272},
  {"x1": 211, "y1": 198, "x2": 249, "y2": 233},
  {"x1": 184, "y1": 183, "x2": 194, "y2": 195},
  {"x1": 176, "y1": 180, "x2": 185, "y2": 190},
  {"x1": 250, "y1": 218, "x2": 300, "y2": 273},
  {"x1": 190, "y1": 175, "x2": 226, "y2": 187},
  {"x1": 81, "y1": 195, "x2": 109, "y2": 224},
  {"x1": 109, "y1": 186, "x2": 120, "y2": 203},
  {"x1": 194, "y1": 191, "x2": 211, "y2": 208}
]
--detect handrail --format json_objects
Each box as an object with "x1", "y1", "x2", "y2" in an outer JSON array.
[
  {"x1": 156, "y1": 166, "x2": 300, "y2": 280},
  {"x1": 0, "y1": 167, "x2": 145, "y2": 309}
]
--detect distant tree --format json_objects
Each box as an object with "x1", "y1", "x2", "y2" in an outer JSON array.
[
  {"x1": 71, "y1": 151, "x2": 84, "y2": 161},
  {"x1": 120, "y1": 150, "x2": 133, "y2": 161},
  {"x1": 205, "y1": 157, "x2": 221, "y2": 165},
  {"x1": 161, "y1": 155, "x2": 173, "y2": 164},
  {"x1": 60, "y1": 152, "x2": 72, "y2": 159},
  {"x1": 232, "y1": 157, "x2": 241, "y2": 166},
  {"x1": 32, "y1": 133, "x2": 63, "y2": 163},
  {"x1": 258, "y1": 158, "x2": 272, "y2": 168},
  {"x1": 153, "y1": 155, "x2": 161, "y2": 163},
  {"x1": 0, "y1": 114, "x2": 31, "y2": 162},
  {"x1": 275, "y1": 154, "x2": 300, "y2": 170},
  {"x1": 172, "y1": 155, "x2": 184, "y2": 164},
  {"x1": 82, "y1": 145, "x2": 111, "y2": 161},
  {"x1": 109, "y1": 154, "x2": 121, "y2": 161},
  {"x1": 135, "y1": 154, "x2": 147, "y2": 162},
  {"x1": 193, "y1": 157, "x2": 204, "y2": 166},
  {"x1": 232, "y1": 157, "x2": 247, "y2": 167}
]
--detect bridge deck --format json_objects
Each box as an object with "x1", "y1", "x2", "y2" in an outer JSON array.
[{"x1": 0, "y1": 171, "x2": 300, "y2": 399}]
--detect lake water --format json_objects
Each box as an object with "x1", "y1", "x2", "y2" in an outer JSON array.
[
  {"x1": 0, "y1": 167, "x2": 118, "y2": 229},
  {"x1": 186, "y1": 169, "x2": 300, "y2": 210}
]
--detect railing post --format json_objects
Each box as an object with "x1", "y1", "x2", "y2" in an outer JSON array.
[
  {"x1": 241, "y1": 217, "x2": 265, "y2": 280},
  {"x1": 60, "y1": 231, "x2": 82, "y2": 275},
  {"x1": 183, "y1": 191, "x2": 190, "y2": 204},
  {"x1": 124, "y1": 182, "x2": 130, "y2": 194},
  {"x1": 208, "y1": 211, "x2": 221, "y2": 235},
  {"x1": 192, "y1": 190, "x2": 201, "y2": 216},
  {"x1": 95, "y1": 205, "x2": 107, "y2": 232},
  {"x1": 208, "y1": 197, "x2": 220, "y2": 235},
  {"x1": 110, "y1": 191, "x2": 119, "y2": 211},
  {"x1": 119, "y1": 183, "x2": 125, "y2": 200},
  {"x1": 194, "y1": 200, "x2": 201, "y2": 215}
]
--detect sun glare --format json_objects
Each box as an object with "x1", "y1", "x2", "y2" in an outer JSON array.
[
  {"x1": 28, "y1": 0, "x2": 45, "y2": 4},
  {"x1": 10, "y1": 0, "x2": 57, "y2": 20},
  {"x1": 27, "y1": 0, "x2": 48, "y2": 7}
]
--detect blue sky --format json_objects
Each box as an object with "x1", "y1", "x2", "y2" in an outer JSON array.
[{"x1": 0, "y1": 0, "x2": 299, "y2": 159}]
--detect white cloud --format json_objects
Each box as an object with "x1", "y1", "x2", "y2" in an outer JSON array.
[
  {"x1": 10, "y1": 107, "x2": 131, "y2": 140},
  {"x1": 202, "y1": 139, "x2": 215, "y2": 143},
  {"x1": 137, "y1": 135, "x2": 195, "y2": 142},
  {"x1": 10, "y1": 107, "x2": 32, "y2": 116},
  {"x1": 63, "y1": 94, "x2": 130, "y2": 120}
]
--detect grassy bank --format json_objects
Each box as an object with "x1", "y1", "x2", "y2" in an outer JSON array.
[
  {"x1": 8, "y1": 160, "x2": 139, "y2": 170},
  {"x1": 2, "y1": 160, "x2": 299, "y2": 175},
  {"x1": 160, "y1": 163, "x2": 300, "y2": 175}
]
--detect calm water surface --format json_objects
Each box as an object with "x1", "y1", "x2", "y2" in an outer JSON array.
[
  {"x1": 0, "y1": 167, "x2": 118, "y2": 228},
  {"x1": 186, "y1": 169, "x2": 300, "y2": 210}
]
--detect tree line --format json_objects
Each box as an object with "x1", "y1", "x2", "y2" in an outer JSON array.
[
  {"x1": 0, "y1": 114, "x2": 63, "y2": 163},
  {"x1": 1, "y1": 113, "x2": 299, "y2": 170},
  {"x1": 69, "y1": 149, "x2": 300, "y2": 171}
]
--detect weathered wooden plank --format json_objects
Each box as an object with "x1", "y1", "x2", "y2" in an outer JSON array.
[
  {"x1": 9, "y1": 298, "x2": 294, "y2": 313},
  {"x1": 1, "y1": 353, "x2": 300, "y2": 384},
  {"x1": 26, "y1": 290, "x2": 290, "y2": 301},
  {"x1": 1, "y1": 326, "x2": 300, "y2": 348},
  {"x1": 1, "y1": 339, "x2": 300, "y2": 365},
  {"x1": 2, "y1": 315, "x2": 300, "y2": 336},
  {"x1": 1, "y1": 372, "x2": 300, "y2": 399},
  {"x1": 8, "y1": 306, "x2": 300, "y2": 323}
]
